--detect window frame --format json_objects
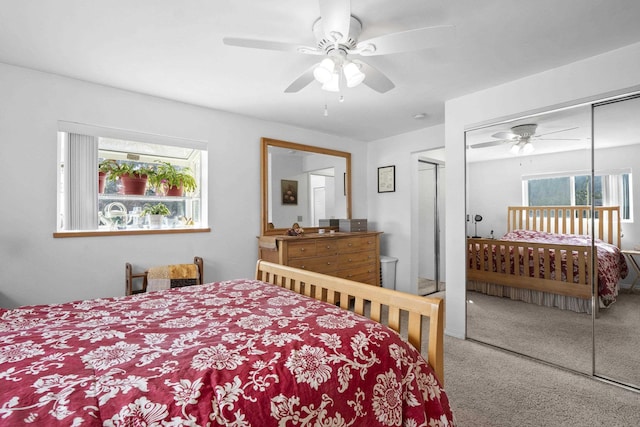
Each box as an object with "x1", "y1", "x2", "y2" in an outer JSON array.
[
  {"x1": 522, "y1": 169, "x2": 633, "y2": 222},
  {"x1": 54, "y1": 121, "x2": 210, "y2": 238}
]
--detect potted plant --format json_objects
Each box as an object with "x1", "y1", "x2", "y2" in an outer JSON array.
[
  {"x1": 141, "y1": 202, "x2": 171, "y2": 229},
  {"x1": 98, "y1": 159, "x2": 119, "y2": 194},
  {"x1": 151, "y1": 161, "x2": 197, "y2": 197},
  {"x1": 104, "y1": 160, "x2": 155, "y2": 195}
]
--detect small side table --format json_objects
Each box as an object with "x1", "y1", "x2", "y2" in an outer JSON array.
[{"x1": 621, "y1": 249, "x2": 640, "y2": 292}]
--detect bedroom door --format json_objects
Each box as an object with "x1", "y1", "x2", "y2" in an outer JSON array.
[{"x1": 593, "y1": 93, "x2": 640, "y2": 389}]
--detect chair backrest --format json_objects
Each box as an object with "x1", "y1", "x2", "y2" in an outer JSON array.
[{"x1": 126, "y1": 256, "x2": 204, "y2": 295}]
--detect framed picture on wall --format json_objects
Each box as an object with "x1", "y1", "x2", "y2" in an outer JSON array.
[
  {"x1": 378, "y1": 165, "x2": 395, "y2": 193},
  {"x1": 281, "y1": 179, "x2": 298, "y2": 205}
]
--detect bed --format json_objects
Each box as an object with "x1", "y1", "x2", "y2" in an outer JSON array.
[
  {"x1": 0, "y1": 260, "x2": 454, "y2": 426},
  {"x1": 467, "y1": 205, "x2": 628, "y2": 314}
]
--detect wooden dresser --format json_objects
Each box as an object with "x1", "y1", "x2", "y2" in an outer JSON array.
[{"x1": 258, "y1": 232, "x2": 382, "y2": 286}]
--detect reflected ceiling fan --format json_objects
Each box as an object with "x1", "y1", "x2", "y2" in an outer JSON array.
[
  {"x1": 223, "y1": 0, "x2": 454, "y2": 94},
  {"x1": 469, "y1": 124, "x2": 580, "y2": 155}
]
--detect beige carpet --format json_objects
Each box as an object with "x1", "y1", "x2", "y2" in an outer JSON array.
[
  {"x1": 444, "y1": 336, "x2": 640, "y2": 426},
  {"x1": 466, "y1": 290, "x2": 640, "y2": 387}
]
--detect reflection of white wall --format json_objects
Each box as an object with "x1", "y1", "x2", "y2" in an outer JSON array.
[
  {"x1": 311, "y1": 174, "x2": 336, "y2": 225},
  {"x1": 304, "y1": 154, "x2": 346, "y2": 220},
  {"x1": 270, "y1": 152, "x2": 345, "y2": 228},
  {"x1": 270, "y1": 154, "x2": 308, "y2": 227}
]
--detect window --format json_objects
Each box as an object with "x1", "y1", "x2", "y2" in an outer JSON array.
[
  {"x1": 56, "y1": 122, "x2": 208, "y2": 235},
  {"x1": 523, "y1": 170, "x2": 632, "y2": 221}
]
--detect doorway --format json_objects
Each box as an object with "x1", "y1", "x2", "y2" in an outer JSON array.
[{"x1": 418, "y1": 158, "x2": 445, "y2": 295}]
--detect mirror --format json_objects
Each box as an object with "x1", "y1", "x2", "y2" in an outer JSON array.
[{"x1": 261, "y1": 137, "x2": 351, "y2": 235}]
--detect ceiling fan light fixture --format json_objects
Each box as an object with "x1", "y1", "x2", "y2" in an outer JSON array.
[
  {"x1": 313, "y1": 58, "x2": 335, "y2": 84},
  {"x1": 343, "y1": 61, "x2": 365, "y2": 87},
  {"x1": 510, "y1": 142, "x2": 523, "y2": 155},
  {"x1": 510, "y1": 140, "x2": 535, "y2": 155},
  {"x1": 522, "y1": 141, "x2": 535, "y2": 154},
  {"x1": 322, "y1": 72, "x2": 340, "y2": 92}
]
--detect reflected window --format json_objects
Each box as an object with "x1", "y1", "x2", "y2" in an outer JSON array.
[{"x1": 523, "y1": 170, "x2": 632, "y2": 220}]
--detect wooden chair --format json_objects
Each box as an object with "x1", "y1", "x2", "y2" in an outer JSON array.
[{"x1": 125, "y1": 256, "x2": 204, "y2": 295}]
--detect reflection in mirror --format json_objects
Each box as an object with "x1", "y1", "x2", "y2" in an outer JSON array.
[
  {"x1": 465, "y1": 105, "x2": 595, "y2": 374},
  {"x1": 593, "y1": 94, "x2": 640, "y2": 389},
  {"x1": 261, "y1": 138, "x2": 351, "y2": 235}
]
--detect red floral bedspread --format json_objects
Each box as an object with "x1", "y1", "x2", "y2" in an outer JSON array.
[
  {"x1": 500, "y1": 230, "x2": 628, "y2": 305},
  {"x1": 0, "y1": 279, "x2": 454, "y2": 426}
]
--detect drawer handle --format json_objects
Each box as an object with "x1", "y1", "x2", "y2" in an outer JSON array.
[
  {"x1": 348, "y1": 243, "x2": 353, "y2": 246},
  {"x1": 348, "y1": 258, "x2": 353, "y2": 262},
  {"x1": 300, "y1": 248, "x2": 306, "y2": 252},
  {"x1": 326, "y1": 245, "x2": 331, "y2": 249},
  {"x1": 300, "y1": 265, "x2": 306, "y2": 269},
  {"x1": 326, "y1": 262, "x2": 332, "y2": 265}
]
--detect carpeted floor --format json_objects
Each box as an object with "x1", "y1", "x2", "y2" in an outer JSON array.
[
  {"x1": 466, "y1": 290, "x2": 640, "y2": 387},
  {"x1": 454, "y1": 289, "x2": 640, "y2": 426},
  {"x1": 443, "y1": 336, "x2": 640, "y2": 426}
]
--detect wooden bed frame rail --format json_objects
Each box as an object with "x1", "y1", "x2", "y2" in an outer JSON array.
[
  {"x1": 255, "y1": 260, "x2": 445, "y2": 384},
  {"x1": 467, "y1": 239, "x2": 594, "y2": 299},
  {"x1": 507, "y1": 205, "x2": 621, "y2": 247}
]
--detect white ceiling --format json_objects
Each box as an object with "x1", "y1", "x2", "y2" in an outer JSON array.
[{"x1": 2, "y1": 0, "x2": 640, "y2": 142}]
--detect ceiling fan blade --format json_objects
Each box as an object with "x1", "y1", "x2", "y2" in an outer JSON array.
[
  {"x1": 535, "y1": 138, "x2": 582, "y2": 141},
  {"x1": 318, "y1": 0, "x2": 351, "y2": 42},
  {"x1": 284, "y1": 66, "x2": 317, "y2": 93},
  {"x1": 352, "y1": 60, "x2": 395, "y2": 93},
  {"x1": 535, "y1": 126, "x2": 579, "y2": 137},
  {"x1": 468, "y1": 140, "x2": 511, "y2": 149},
  {"x1": 491, "y1": 131, "x2": 518, "y2": 140},
  {"x1": 223, "y1": 37, "x2": 322, "y2": 55},
  {"x1": 356, "y1": 25, "x2": 454, "y2": 56}
]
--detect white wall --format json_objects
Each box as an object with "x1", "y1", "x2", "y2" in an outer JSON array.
[
  {"x1": 367, "y1": 125, "x2": 445, "y2": 294},
  {"x1": 0, "y1": 62, "x2": 367, "y2": 308},
  {"x1": 445, "y1": 42, "x2": 640, "y2": 338}
]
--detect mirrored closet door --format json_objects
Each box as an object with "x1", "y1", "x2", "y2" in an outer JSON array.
[
  {"x1": 465, "y1": 105, "x2": 595, "y2": 374},
  {"x1": 466, "y1": 92, "x2": 639, "y2": 389},
  {"x1": 593, "y1": 94, "x2": 640, "y2": 389}
]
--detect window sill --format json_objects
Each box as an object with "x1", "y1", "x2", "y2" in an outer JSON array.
[{"x1": 53, "y1": 227, "x2": 211, "y2": 238}]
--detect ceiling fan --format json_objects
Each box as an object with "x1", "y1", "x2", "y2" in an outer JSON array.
[
  {"x1": 469, "y1": 123, "x2": 580, "y2": 155},
  {"x1": 222, "y1": 0, "x2": 454, "y2": 94}
]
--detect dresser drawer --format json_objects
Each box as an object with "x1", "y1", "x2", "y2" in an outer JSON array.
[
  {"x1": 286, "y1": 241, "x2": 317, "y2": 258},
  {"x1": 337, "y1": 236, "x2": 377, "y2": 253},
  {"x1": 316, "y1": 241, "x2": 339, "y2": 256},
  {"x1": 336, "y1": 265, "x2": 378, "y2": 285},
  {"x1": 337, "y1": 250, "x2": 377, "y2": 269},
  {"x1": 288, "y1": 256, "x2": 338, "y2": 273}
]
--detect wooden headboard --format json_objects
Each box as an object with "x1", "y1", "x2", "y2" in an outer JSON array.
[{"x1": 507, "y1": 205, "x2": 621, "y2": 247}]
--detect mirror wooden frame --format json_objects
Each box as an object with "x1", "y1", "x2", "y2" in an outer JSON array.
[{"x1": 261, "y1": 137, "x2": 352, "y2": 236}]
